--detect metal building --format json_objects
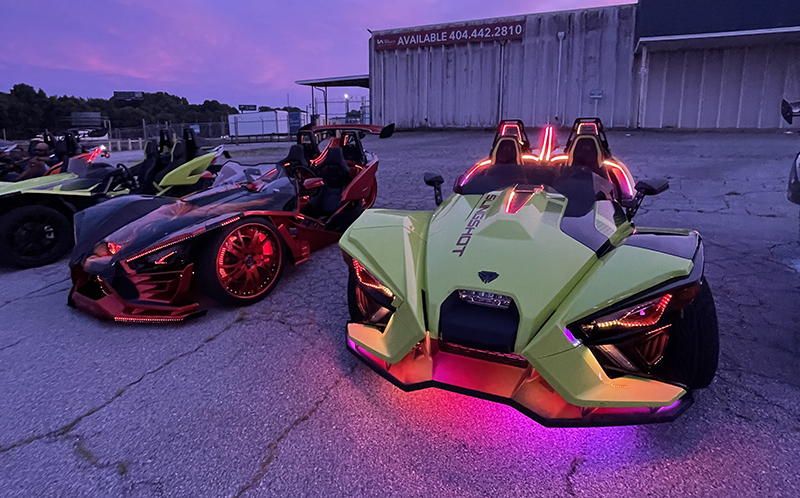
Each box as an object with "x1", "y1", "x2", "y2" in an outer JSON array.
[{"x1": 369, "y1": 1, "x2": 800, "y2": 129}]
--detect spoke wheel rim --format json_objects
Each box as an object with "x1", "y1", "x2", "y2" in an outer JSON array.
[
  {"x1": 10, "y1": 215, "x2": 60, "y2": 259},
  {"x1": 216, "y1": 223, "x2": 281, "y2": 299}
]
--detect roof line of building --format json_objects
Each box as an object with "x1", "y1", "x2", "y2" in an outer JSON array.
[
  {"x1": 369, "y1": 2, "x2": 636, "y2": 36},
  {"x1": 637, "y1": 25, "x2": 800, "y2": 51}
]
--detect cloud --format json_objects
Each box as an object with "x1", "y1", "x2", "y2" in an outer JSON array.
[{"x1": 0, "y1": 0, "x2": 630, "y2": 106}]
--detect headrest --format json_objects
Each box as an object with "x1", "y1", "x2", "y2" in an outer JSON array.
[
  {"x1": 282, "y1": 144, "x2": 309, "y2": 167},
  {"x1": 144, "y1": 140, "x2": 158, "y2": 157},
  {"x1": 319, "y1": 146, "x2": 347, "y2": 167},
  {"x1": 570, "y1": 136, "x2": 602, "y2": 169},
  {"x1": 183, "y1": 128, "x2": 197, "y2": 143},
  {"x1": 492, "y1": 137, "x2": 521, "y2": 165}
]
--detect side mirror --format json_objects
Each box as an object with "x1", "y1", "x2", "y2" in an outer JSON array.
[
  {"x1": 634, "y1": 179, "x2": 669, "y2": 196},
  {"x1": 782, "y1": 99, "x2": 800, "y2": 125},
  {"x1": 223, "y1": 150, "x2": 232, "y2": 159},
  {"x1": 627, "y1": 179, "x2": 669, "y2": 220},
  {"x1": 424, "y1": 172, "x2": 444, "y2": 206},
  {"x1": 303, "y1": 177, "x2": 324, "y2": 190}
]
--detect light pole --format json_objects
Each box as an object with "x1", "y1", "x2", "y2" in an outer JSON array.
[{"x1": 344, "y1": 94, "x2": 350, "y2": 115}]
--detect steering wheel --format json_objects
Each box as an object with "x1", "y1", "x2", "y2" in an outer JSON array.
[
  {"x1": 290, "y1": 165, "x2": 319, "y2": 183},
  {"x1": 115, "y1": 163, "x2": 139, "y2": 190}
]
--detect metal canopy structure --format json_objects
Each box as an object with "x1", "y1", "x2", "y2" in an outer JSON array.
[{"x1": 295, "y1": 74, "x2": 369, "y2": 124}]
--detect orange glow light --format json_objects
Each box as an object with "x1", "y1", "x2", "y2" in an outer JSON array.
[
  {"x1": 353, "y1": 260, "x2": 393, "y2": 298},
  {"x1": 107, "y1": 242, "x2": 122, "y2": 255}
]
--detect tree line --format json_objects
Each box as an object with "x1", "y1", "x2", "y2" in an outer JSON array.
[{"x1": 0, "y1": 84, "x2": 240, "y2": 140}]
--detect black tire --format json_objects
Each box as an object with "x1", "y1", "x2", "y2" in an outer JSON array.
[
  {"x1": 0, "y1": 205, "x2": 73, "y2": 268},
  {"x1": 665, "y1": 279, "x2": 720, "y2": 389},
  {"x1": 197, "y1": 217, "x2": 286, "y2": 306}
]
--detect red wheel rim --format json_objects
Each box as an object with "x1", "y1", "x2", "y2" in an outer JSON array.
[{"x1": 216, "y1": 223, "x2": 281, "y2": 299}]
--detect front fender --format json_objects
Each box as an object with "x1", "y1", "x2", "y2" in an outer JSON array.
[{"x1": 339, "y1": 209, "x2": 433, "y2": 363}]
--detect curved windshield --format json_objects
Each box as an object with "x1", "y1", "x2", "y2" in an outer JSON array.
[{"x1": 212, "y1": 161, "x2": 285, "y2": 187}]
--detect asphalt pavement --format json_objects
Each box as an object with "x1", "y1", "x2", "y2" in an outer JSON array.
[{"x1": 0, "y1": 130, "x2": 798, "y2": 497}]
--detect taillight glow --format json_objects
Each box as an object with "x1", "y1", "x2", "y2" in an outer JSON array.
[
  {"x1": 107, "y1": 242, "x2": 122, "y2": 255},
  {"x1": 353, "y1": 260, "x2": 393, "y2": 298}
]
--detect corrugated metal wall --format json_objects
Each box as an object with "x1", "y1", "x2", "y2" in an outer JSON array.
[
  {"x1": 371, "y1": 5, "x2": 637, "y2": 129},
  {"x1": 637, "y1": 44, "x2": 800, "y2": 129}
]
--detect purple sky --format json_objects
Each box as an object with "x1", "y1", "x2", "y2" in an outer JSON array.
[{"x1": 0, "y1": 0, "x2": 630, "y2": 110}]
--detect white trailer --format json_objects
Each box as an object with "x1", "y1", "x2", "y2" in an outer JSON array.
[{"x1": 228, "y1": 110, "x2": 289, "y2": 136}]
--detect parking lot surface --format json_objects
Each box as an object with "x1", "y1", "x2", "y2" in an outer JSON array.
[{"x1": 1, "y1": 130, "x2": 799, "y2": 497}]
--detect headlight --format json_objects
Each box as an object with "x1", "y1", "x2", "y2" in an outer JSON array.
[
  {"x1": 350, "y1": 258, "x2": 395, "y2": 329},
  {"x1": 569, "y1": 284, "x2": 700, "y2": 377}
]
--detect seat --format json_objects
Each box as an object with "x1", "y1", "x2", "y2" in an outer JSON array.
[
  {"x1": 567, "y1": 136, "x2": 606, "y2": 178},
  {"x1": 153, "y1": 140, "x2": 186, "y2": 185},
  {"x1": 315, "y1": 147, "x2": 351, "y2": 188},
  {"x1": 306, "y1": 147, "x2": 352, "y2": 217},
  {"x1": 279, "y1": 144, "x2": 311, "y2": 170},
  {"x1": 131, "y1": 141, "x2": 160, "y2": 191},
  {"x1": 183, "y1": 129, "x2": 199, "y2": 161}
]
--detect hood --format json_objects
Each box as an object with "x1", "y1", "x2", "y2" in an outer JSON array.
[
  {"x1": 78, "y1": 175, "x2": 296, "y2": 266},
  {"x1": 425, "y1": 187, "x2": 628, "y2": 351},
  {"x1": 0, "y1": 173, "x2": 92, "y2": 196}
]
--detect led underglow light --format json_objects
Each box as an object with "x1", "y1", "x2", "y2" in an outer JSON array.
[
  {"x1": 603, "y1": 160, "x2": 635, "y2": 197},
  {"x1": 107, "y1": 242, "x2": 122, "y2": 255},
  {"x1": 353, "y1": 260, "x2": 394, "y2": 298},
  {"x1": 114, "y1": 316, "x2": 185, "y2": 323},
  {"x1": 461, "y1": 159, "x2": 492, "y2": 185},
  {"x1": 563, "y1": 328, "x2": 582, "y2": 347}
]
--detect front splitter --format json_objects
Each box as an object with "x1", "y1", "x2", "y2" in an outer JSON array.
[{"x1": 347, "y1": 335, "x2": 693, "y2": 428}]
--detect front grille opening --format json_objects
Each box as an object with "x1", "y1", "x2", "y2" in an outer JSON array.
[
  {"x1": 438, "y1": 341, "x2": 529, "y2": 368},
  {"x1": 77, "y1": 277, "x2": 107, "y2": 300},
  {"x1": 439, "y1": 291, "x2": 520, "y2": 353}
]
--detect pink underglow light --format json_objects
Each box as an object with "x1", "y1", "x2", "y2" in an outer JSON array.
[
  {"x1": 603, "y1": 160, "x2": 635, "y2": 197},
  {"x1": 461, "y1": 159, "x2": 492, "y2": 185}
]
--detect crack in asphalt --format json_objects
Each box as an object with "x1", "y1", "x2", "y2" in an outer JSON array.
[
  {"x1": 0, "y1": 318, "x2": 242, "y2": 455},
  {"x1": 232, "y1": 364, "x2": 356, "y2": 498},
  {"x1": 0, "y1": 277, "x2": 70, "y2": 310},
  {"x1": 565, "y1": 456, "x2": 585, "y2": 497},
  {"x1": 0, "y1": 338, "x2": 23, "y2": 352}
]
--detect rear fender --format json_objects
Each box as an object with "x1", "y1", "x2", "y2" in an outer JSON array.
[{"x1": 339, "y1": 209, "x2": 433, "y2": 363}]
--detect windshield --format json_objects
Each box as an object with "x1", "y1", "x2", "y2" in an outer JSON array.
[{"x1": 212, "y1": 161, "x2": 285, "y2": 187}]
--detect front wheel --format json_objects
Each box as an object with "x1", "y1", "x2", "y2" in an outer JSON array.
[
  {"x1": 0, "y1": 205, "x2": 73, "y2": 268},
  {"x1": 665, "y1": 279, "x2": 720, "y2": 389},
  {"x1": 197, "y1": 218, "x2": 286, "y2": 306}
]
